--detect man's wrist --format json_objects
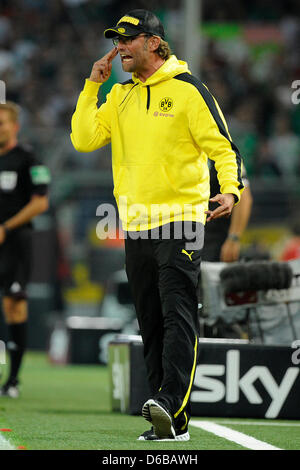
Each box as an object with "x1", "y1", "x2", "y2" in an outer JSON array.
[{"x1": 227, "y1": 233, "x2": 240, "y2": 242}]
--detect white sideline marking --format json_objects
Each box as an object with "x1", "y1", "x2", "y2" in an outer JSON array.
[
  {"x1": 215, "y1": 420, "x2": 300, "y2": 427},
  {"x1": 190, "y1": 420, "x2": 282, "y2": 450},
  {"x1": 0, "y1": 432, "x2": 15, "y2": 450}
]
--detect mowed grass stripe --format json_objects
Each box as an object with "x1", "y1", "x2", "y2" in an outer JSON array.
[
  {"x1": 0, "y1": 353, "x2": 241, "y2": 450},
  {"x1": 0, "y1": 352, "x2": 298, "y2": 450},
  {"x1": 0, "y1": 354, "x2": 207, "y2": 449}
]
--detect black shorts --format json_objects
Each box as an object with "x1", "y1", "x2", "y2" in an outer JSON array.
[{"x1": 0, "y1": 227, "x2": 32, "y2": 299}]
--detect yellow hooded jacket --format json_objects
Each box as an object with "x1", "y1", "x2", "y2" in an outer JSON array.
[{"x1": 71, "y1": 55, "x2": 244, "y2": 231}]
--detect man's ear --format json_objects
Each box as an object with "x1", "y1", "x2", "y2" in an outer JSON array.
[{"x1": 149, "y1": 36, "x2": 161, "y2": 52}]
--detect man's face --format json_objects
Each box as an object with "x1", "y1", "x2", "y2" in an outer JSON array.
[
  {"x1": 0, "y1": 110, "x2": 19, "y2": 148},
  {"x1": 117, "y1": 34, "x2": 151, "y2": 74}
]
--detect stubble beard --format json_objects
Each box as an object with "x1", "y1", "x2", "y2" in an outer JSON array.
[{"x1": 121, "y1": 58, "x2": 136, "y2": 73}]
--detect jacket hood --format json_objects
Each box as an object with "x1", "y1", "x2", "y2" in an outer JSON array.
[{"x1": 132, "y1": 55, "x2": 190, "y2": 85}]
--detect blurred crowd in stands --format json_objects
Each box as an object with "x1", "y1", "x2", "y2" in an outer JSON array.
[{"x1": 0, "y1": 0, "x2": 299, "y2": 179}]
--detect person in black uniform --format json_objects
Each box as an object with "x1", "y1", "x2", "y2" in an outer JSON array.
[
  {"x1": 0, "y1": 102, "x2": 50, "y2": 397},
  {"x1": 202, "y1": 159, "x2": 252, "y2": 263}
]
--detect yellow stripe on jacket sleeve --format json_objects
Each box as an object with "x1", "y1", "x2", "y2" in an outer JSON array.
[
  {"x1": 70, "y1": 79, "x2": 112, "y2": 153},
  {"x1": 175, "y1": 75, "x2": 244, "y2": 203},
  {"x1": 210, "y1": 97, "x2": 244, "y2": 202},
  {"x1": 192, "y1": 90, "x2": 243, "y2": 202}
]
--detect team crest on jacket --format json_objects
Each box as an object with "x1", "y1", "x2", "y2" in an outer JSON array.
[{"x1": 159, "y1": 97, "x2": 173, "y2": 112}]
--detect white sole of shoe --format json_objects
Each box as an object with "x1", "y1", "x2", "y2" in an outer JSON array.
[
  {"x1": 142, "y1": 399, "x2": 175, "y2": 439},
  {"x1": 164, "y1": 431, "x2": 190, "y2": 442}
]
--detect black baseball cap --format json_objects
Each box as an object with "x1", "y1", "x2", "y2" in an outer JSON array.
[{"x1": 104, "y1": 9, "x2": 165, "y2": 40}]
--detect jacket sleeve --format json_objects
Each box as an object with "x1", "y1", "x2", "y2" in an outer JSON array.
[
  {"x1": 70, "y1": 79, "x2": 112, "y2": 152},
  {"x1": 189, "y1": 89, "x2": 244, "y2": 203}
]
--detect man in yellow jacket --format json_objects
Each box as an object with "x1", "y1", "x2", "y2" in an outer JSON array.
[{"x1": 71, "y1": 9, "x2": 244, "y2": 441}]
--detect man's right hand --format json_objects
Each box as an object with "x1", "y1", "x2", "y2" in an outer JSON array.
[{"x1": 89, "y1": 47, "x2": 118, "y2": 83}]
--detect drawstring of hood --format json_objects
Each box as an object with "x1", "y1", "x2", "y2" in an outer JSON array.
[
  {"x1": 146, "y1": 85, "x2": 150, "y2": 112},
  {"x1": 120, "y1": 56, "x2": 190, "y2": 112},
  {"x1": 118, "y1": 82, "x2": 150, "y2": 112},
  {"x1": 119, "y1": 82, "x2": 138, "y2": 108}
]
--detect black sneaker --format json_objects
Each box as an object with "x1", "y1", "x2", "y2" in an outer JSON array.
[
  {"x1": 138, "y1": 426, "x2": 190, "y2": 441},
  {"x1": 0, "y1": 379, "x2": 20, "y2": 398},
  {"x1": 142, "y1": 399, "x2": 176, "y2": 439}
]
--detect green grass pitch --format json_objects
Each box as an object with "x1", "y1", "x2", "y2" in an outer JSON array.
[{"x1": 0, "y1": 352, "x2": 299, "y2": 450}]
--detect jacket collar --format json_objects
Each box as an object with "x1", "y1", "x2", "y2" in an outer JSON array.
[{"x1": 132, "y1": 55, "x2": 190, "y2": 86}]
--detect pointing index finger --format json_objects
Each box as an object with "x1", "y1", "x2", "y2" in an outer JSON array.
[{"x1": 105, "y1": 47, "x2": 118, "y2": 61}]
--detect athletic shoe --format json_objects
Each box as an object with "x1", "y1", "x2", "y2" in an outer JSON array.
[
  {"x1": 142, "y1": 399, "x2": 176, "y2": 439},
  {"x1": 138, "y1": 426, "x2": 190, "y2": 441},
  {"x1": 0, "y1": 379, "x2": 20, "y2": 398}
]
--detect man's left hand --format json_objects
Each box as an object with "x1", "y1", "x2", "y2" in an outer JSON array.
[{"x1": 205, "y1": 193, "x2": 235, "y2": 222}]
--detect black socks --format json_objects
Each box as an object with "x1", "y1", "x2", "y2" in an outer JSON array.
[{"x1": 7, "y1": 322, "x2": 27, "y2": 383}]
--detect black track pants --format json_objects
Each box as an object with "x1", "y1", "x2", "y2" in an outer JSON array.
[{"x1": 125, "y1": 222, "x2": 203, "y2": 431}]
